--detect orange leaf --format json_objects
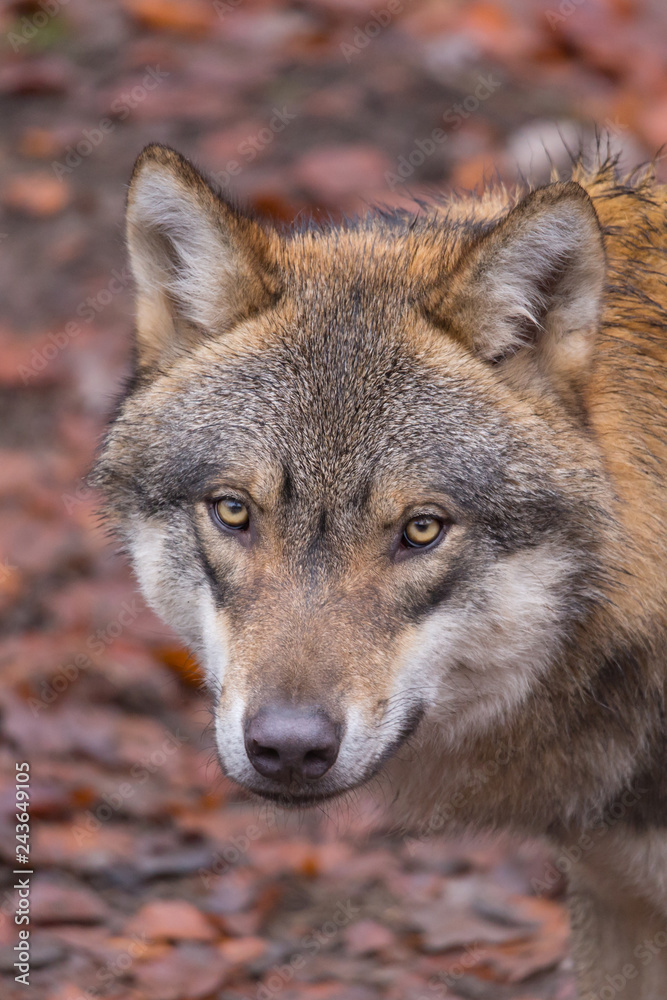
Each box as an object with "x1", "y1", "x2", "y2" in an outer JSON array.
[{"x1": 121, "y1": 0, "x2": 215, "y2": 35}]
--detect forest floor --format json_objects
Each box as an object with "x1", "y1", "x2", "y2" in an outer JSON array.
[{"x1": 1, "y1": 1, "x2": 666, "y2": 997}]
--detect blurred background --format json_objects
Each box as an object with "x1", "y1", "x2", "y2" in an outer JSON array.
[{"x1": 0, "y1": 1, "x2": 665, "y2": 998}]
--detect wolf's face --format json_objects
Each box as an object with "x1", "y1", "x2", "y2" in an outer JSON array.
[{"x1": 95, "y1": 146, "x2": 611, "y2": 806}]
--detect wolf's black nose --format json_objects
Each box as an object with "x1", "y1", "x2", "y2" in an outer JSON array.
[{"x1": 244, "y1": 707, "x2": 341, "y2": 784}]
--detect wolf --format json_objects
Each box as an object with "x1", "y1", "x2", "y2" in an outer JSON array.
[{"x1": 93, "y1": 143, "x2": 667, "y2": 998}]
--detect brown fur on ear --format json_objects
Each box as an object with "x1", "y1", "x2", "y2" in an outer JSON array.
[
  {"x1": 126, "y1": 144, "x2": 281, "y2": 371},
  {"x1": 435, "y1": 182, "x2": 606, "y2": 396}
]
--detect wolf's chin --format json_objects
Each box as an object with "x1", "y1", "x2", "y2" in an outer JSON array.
[
  {"x1": 244, "y1": 784, "x2": 356, "y2": 808},
  {"x1": 218, "y1": 763, "x2": 370, "y2": 808}
]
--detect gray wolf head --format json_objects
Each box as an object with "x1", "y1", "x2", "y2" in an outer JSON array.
[{"x1": 94, "y1": 144, "x2": 612, "y2": 807}]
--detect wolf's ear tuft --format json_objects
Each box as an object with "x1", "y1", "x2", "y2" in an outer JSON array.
[
  {"x1": 438, "y1": 182, "x2": 605, "y2": 393},
  {"x1": 126, "y1": 144, "x2": 280, "y2": 370}
]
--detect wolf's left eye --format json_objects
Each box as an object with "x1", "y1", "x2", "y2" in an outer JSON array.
[
  {"x1": 214, "y1": 498, "x2": 250, "y2": 530},
  {"x1": 403, "y1": 516, "x2": 442, "y2": 548}
]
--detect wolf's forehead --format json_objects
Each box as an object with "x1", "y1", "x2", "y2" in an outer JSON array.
[
  {"x1": 160, "y1": 331, "x2": 511, "y2": 504},
  {"x1": 125, "y1": 287, "x2": 526, "y2": 519},
  {"x1": 181, "y1": 248, "x2": 478, "y2": 455},
  {"x1": 194, "y1": 335, "x2": 472, "y2": 445}
]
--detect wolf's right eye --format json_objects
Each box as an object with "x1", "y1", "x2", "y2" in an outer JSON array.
[
  {"x1": 214, "y1": 498, "x2": 250, "y2": 530},
  {"x1": 403, "y1": 516, "x2": 443, "y2": 548}
]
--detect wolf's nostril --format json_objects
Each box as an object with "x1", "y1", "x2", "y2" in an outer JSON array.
[
  {"x1": 244, "y1": 706, "x2": 341, "y2": 785},
  {"x1": 250, "y1": 742, "x2": 282, "y2": 776}
]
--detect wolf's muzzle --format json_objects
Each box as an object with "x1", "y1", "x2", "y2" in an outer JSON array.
[{"x1": 244, "y1": 706, "x2": 342, "y2": 786}]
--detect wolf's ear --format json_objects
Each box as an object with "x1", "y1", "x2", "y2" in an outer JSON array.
[
  {"x1": 438, "y1": 182, "x2": 605, "y2": 392},
  {"x1": 126, "y1": 144, "x2": 280, "y2": 370}
]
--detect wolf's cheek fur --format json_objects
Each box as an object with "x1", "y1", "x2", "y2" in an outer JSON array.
[
  {"x1": 128, "y1": 515, "x2": 230, "y2": 693},
  {"x1": 400, "y1": 544, "x2": 574, "y2": 744}
]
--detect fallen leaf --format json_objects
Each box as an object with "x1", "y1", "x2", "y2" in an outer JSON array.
[
  {"x1": 344, "y1": 919, "x2": 396, "y2": 955},
  {"x1": 30, "y1": 879, "x2": 110, "y2": 925},
  {"x1": 156, "y1": 644, "x2": 204, "y2": 686},
  {"x1": 120, "y1": 0, "x2": 215, "y2": 35},
  {"x1": 124, "y1": 900, "x2": 219, "y2": 942},
  {"x1": 473, "y1": 895, "x2": 570, "y2": 983},
  {"x1": 18, "y1": 127, "x2": 64, "y2": 159},
  {"x1": 218, "y1": 935, "x2": 268, "y2": 966},
  {"x1": 2, "y1": 173, "x2": 70, "y2": 217},
  {"x1": 132, "y1": 942, "x2": 230, "y2": 999},
  {"x1": 293, "y1": 145, "x2": 393, "y2": 205}
]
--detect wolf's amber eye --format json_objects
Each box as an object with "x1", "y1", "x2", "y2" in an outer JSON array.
[
  {"x1": 403, "y1": 516, "x2": 442, "y2": 548},
  {"x1": 214, "y1": 498, "x2": 249, "y2": 530}
]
